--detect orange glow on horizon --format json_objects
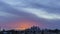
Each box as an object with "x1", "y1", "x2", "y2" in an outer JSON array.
[
  {"x1": 5, "y1": 19, "x2": 44, "y2": 30},
  {"x1": 15, "y1": 20, "x2": 39, "y2": 30}
]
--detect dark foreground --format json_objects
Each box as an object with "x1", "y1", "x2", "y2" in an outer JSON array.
[{"x1": 0, "y1": 26, "x2": 60, "y2": 34}]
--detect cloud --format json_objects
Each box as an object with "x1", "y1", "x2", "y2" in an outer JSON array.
[
  {"x1": 2, "y1": 0, "x2": 60, "y2": 20},
  {"x1": 0, "y1": 1, "x2": 40, "y2": 23},
  {"x1": 1, "y1": 0, "x2": 60, "y2": 29},
  {"x1": 15, "y1": 7, "x2": 60, "y2": 19},
  {"x1": 3, "y1": 0, "x2": 60, "y2": 8},
  {"x1": 0, "y1": 11, "x2": 19, "y2": 18},
  {"x1": 1, "y1": 0, "x2": 60, "y2": 20}
]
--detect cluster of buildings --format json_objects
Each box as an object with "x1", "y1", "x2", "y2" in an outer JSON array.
[{"x1": 0, "y1": 26, "x2": 60, "y2": 34}]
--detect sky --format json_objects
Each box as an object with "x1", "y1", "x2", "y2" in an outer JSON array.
[{"x1": 0, "y1": 0, "x2": 60, "y2": 30}]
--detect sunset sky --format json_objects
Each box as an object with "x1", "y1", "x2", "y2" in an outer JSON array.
[{"x1": 0, "y1": 0, "x2": 60, "y2": 30}]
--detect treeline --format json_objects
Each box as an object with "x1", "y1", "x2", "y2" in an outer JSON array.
[{"x1": 0, "y1": 26, "x2": 60, "y2": 34}]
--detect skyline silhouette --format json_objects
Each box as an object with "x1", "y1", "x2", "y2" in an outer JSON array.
[{"x1": 0, "y1": 26, "x2": 60, "y2": 34}]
